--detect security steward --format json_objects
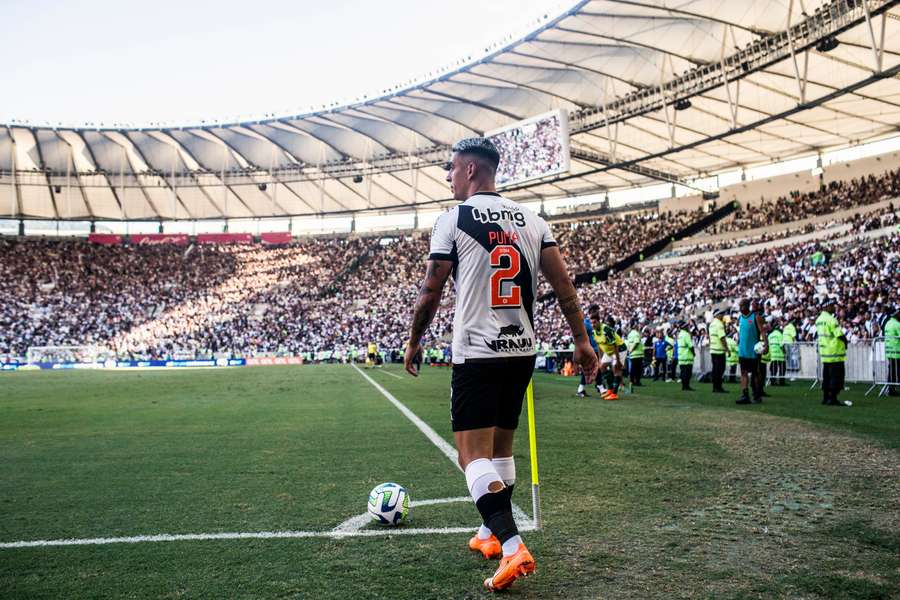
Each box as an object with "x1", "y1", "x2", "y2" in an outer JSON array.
[
  {"x1": 709, "y1": 309, "x2": 729, "y2": 393},
  {"x1": 726, "y1": 332, "x2": 739, "y2": 384},
  {"x1": 626, "y1": 324, "x2": 644, "y2": 387},
  {"x1": 815, "y1": 297, "x2": 849, "y2": 407},
  {"x1": 677, "y1": 321, "x2": 695, "y2": 391},
  {"x1": 885, "y1": 305, "x2": 900, "y2": 396},
  {"x1": 781, "y1": 315, "x2": 797, "y2": 381},
  {"x1": 768, "y1": 318, "x2": 786, "y2": 386}
]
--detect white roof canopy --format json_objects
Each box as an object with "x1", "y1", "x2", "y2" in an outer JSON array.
[{"x1": 2, "y1": 0, "x2": 899, "y2": 220}]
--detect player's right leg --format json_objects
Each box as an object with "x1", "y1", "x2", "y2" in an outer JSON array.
[
  {"x1": 737, "y1": 359, "x2": 752, "y2": 404},
  {"x1": 576, "y1": 372, "x2": 588, "y2": 397},
  {"x1": 451, "y1": 360, "x2": 534, "y2": 589}
]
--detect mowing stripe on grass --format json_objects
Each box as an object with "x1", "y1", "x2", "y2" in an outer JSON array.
[
  {"x1": 374, "y1": 369, "x2": 403, "y2": 380},
  {"x1": 0, "y1": 367, "x2": 536, "y2": 550},
  {"x1": 352, "y1": 364, "x2": 460, "y2": 470}
]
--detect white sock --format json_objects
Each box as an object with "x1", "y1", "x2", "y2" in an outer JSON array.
[
  {"x1": 577, "y1": 384, "x2": 584, "y2": 393},
  {"x1": 477, "y1": 524, "x2": 492, "y2": 540},
  {"x1": 492, "y1": 456, "x2": 515, "y2": 487},
  {"x1": 502, "y1": 534, "x2": 523, "y2": 556},
  {"x1": 464, "y1": 458, "x2": 503, "y2": 503}
]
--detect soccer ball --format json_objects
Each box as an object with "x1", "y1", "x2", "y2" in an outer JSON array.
[
  {"x1": 754, "y1": 341, "x2": 766, "y2": 355},
  {"x1": 367, "y1": 482, "x2": 410, "y2": 526}
]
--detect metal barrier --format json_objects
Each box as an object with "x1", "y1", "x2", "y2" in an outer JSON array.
[
  {"x1": 788, "y1": 342, "x2": 821, "y2": 383},
  {"x1": 867, "y1": 336, "x2": 899, "y2": 397},
  {"x1": 690, "y1": 339, "x2": 896, "y2": 392},
  {"x1": 845, "y1": 343, "x2": 873, "y2": 383}
]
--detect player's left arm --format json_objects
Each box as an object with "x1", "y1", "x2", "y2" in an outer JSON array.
[
  {"x1": 755, "y1": 313, "x2": 768, "y2": 352},
  {"x1": 404, "y1": 259, "x2": 452, "y2": 376}
]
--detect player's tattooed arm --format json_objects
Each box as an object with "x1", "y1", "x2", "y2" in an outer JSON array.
[
  {"x1": 408, "y1": 259, "x2": 452, "y2": 343},
  {"x1": 557, "y1": 293, "x2": 586, "y2": 340}
]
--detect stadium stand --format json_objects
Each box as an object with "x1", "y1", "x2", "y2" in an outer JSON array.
[
  {"x1": 2, "y1": 161, "x2": 898, "y2": 363},
  {"x1": 551, "y1": 206, "x2": 709, "y2": 274},
  {"x1": 541, "y1": 231, "x2": 898, "y2": 348}
]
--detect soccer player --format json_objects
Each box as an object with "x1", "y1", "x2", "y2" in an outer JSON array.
[
  {"x1": 403, "y1": 137, "x2": 598, "y2": 592},
  {"x1": 736, "y1": 298, "x2": 767, "y2": 405},
  {"x1": 366, "y1": 341, "x2": 378, "y2": 368},
  {"x1": 596, "y1": 315, "x2": 625, "y2": 400},
  {"x1": 652, "y1": 329, "x2": 671, "y2": 381},
  {"x1": 576, "y1": 304, "x2": 601, "y2": 397}
]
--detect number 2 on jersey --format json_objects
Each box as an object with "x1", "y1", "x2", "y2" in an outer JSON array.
[{"x1": 489, "y1": 245, "x2": 521, "y2": 308}]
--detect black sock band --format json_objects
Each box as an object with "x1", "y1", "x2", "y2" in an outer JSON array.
[{"x1": 475, "y1": 491, "x2": 518, "y2": 545}]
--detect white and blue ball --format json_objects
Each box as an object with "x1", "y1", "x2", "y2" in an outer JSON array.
[
  {"x1": 367, "y1": 482, "x2": 410, "y2": 526},
  {"x1": 754, "y1": 341, "x2": 767, "y2": 355}
]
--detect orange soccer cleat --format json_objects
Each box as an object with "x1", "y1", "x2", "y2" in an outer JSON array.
[
  {"x1": 602, "y1": 390, "x2": 619, "y2": 401},
  {"x1": 483, "y1": 544, "x2": 536, "y2": 592},
  {"x1": 468, "y1": 533, "x2": 501, "y2": 559}
]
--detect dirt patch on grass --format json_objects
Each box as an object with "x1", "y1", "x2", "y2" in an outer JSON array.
[{"x1": 600, "y1": 411, "x2": 900, "y2": 599}]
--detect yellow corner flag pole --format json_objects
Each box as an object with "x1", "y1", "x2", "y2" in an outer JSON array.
[{"x1": 526, "y1": 379, "x2": 541, "y2": 529}]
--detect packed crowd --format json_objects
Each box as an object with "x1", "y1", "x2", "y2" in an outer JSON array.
[
  {"x1": 3, "y1": 165, "x2": 897, "y2": 361},
  {"x1": 550, "y1": 207, "x2": 707, "y2": 274},
  {"x1": 703, "y1": 167, "x2": 900, "y2": 235},
  {"x1": 672, "y1": 204, "x2": 898, "y2": 257},
  {"x1": 534, "y1": 233, "x2": 899, "y2": 349},
  {"x1": 0, "y1": 237, "x2": 370, "y2": 359}
]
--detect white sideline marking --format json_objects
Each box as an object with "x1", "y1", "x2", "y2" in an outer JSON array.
[
  {"x1": 0, "y1": 524, "x2": 539, "y2": 549},
  {"x1": 351, "y1": 364, "x2": 535, "y2": 529},
  {"x1": 0, "y1": 495, "x2": 540, "y2": 549}
]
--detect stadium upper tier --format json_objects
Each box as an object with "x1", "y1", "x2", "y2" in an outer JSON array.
[{"x1": 2, "y1": 0, "x2": 899, "y2": 221}]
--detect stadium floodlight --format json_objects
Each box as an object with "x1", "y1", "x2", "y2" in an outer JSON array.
[{"x1": 815, "y1": 37, "x2": 840, "y2": 52}]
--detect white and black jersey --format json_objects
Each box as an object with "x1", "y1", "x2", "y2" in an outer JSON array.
[{"x1": 429, "y1": 192, "x2": 556, "y2": 364}]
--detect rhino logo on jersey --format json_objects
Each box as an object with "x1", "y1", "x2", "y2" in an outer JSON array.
[
  {"x1": 484, "y1": 323, "x2": 532, "y2": 352},
  {"x1": 498, "y1": 324, "x2": 525, "y2": 337}
]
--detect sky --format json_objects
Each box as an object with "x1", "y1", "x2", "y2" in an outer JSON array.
[{"x1": 0, "y1": 0, "x2": 571, "y2": 127}]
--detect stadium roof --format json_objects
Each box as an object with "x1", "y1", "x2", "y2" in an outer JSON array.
[{"x1": 2, "y1": 0, "x2": 899, "y2": 221}]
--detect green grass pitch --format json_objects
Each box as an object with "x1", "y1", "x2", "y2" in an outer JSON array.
[{"x1": 1, "y1": 365, "x2": 898, "y2": 599}]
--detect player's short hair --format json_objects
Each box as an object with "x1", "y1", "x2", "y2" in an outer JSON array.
[{"x1": 451, "y1": 137, "x2": 501, "y2": 171}]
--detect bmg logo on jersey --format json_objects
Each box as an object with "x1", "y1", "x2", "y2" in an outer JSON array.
[
  {"x1": 484, "y1": 324, "x2": 532, "y2": 353},
  {"x1": 471, "y1": 206, "x2": 526, "y2": 227}
]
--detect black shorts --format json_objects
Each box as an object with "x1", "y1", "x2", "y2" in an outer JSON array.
[
  {"x1": 739, "y1": 357, "x2": 759, "y2": 373},
  {"x1": 450, "y1": 357, "x2": 534, "y2": 432},
  {"x1": 367, "y1": 353, "x2": 376, "y2": 361}
]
